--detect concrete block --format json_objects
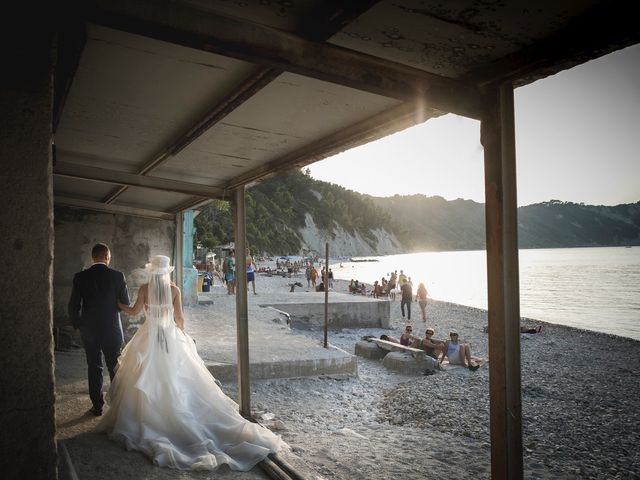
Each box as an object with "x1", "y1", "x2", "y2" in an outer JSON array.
[
  {"x1": 206, "y1": 346, "x2": 358, "y2": 382},
  {"x1": 269, "y1": 298, "x2": 390, "y2": 330},
  {"x1": 382, "y1": 351, "x2": 439, "y2": 375},
  {"x1": 355, "y1": 340, "x2": 387, "y2": 360}
]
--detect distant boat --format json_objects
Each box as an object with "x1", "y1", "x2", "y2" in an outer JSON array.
[{"x1": 349, "y1": 257, "x2": 379, "y2": 262}]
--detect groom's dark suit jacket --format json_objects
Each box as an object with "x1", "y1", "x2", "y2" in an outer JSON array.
[{"x1": 68, "y1": 263, "x2": 130, "y2": 346}]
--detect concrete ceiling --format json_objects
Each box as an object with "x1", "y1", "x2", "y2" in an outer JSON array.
[{"x1": 52, "y1": 0, "x2": 639, "y2": 219}]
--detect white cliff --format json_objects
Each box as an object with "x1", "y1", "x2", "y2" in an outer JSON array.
[{"x1": 298, "y1": 213, "x2": 401, "y2": 257}]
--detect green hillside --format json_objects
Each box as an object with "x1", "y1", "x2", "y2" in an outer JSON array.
[{"x1": 194, "y1": 170, "x2": 640, "y2": 255}]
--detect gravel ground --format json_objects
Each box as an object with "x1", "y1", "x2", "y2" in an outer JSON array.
[{"x1": 221, "y1": 278, "x2": 640, "y2": 480}]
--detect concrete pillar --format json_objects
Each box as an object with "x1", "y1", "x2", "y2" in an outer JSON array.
[
  {"x1": 481, "y1": 83, "x2": 523, "y2": 480},
  {"x1": 0, "y1": 30, "x2": 57, "y2": 478},
  {"x1": 232, "y1": 188, "x2": 250, "y2": 416},
  {"x1": 180, "y1": 210, "x2": 198, "y2": 306}
]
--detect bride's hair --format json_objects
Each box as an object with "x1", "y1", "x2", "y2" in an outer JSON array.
[{"x1": 148, "y1": 273, "x2": 173, "y2": 308}]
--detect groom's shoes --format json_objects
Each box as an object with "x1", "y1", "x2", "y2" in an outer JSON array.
[{"x1": 89, "y1": 406, "x2": 103, "y2": 416}]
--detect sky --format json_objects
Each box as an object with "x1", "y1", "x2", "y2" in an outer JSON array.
[{"x1": 306, "y1": 44, "x2": 640, "y2": 207}]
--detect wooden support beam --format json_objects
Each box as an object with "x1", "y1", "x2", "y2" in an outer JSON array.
[
  {"x1": 53, "y1": 161, "x2": 224, "y2": 198},
  {"x1": 85, "y1": 0, "x2": 483, "y2": 119},
  {"x1": 54, "y1": 195, "x2": 175, "y2": 220},
  {"x1": 232, "y1": 187, "x2": 250, "y2": 417},
  {"x1": 481, "y1": 83, "x2": 522, "y2": 480}
]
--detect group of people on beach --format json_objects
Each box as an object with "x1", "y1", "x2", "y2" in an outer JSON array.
[
  {"x1": 378, "y1": 270, "x2": 432, "y2": 322},
  {"x1": 381, "y1": 325, "x2": 480, "y2": 371}
]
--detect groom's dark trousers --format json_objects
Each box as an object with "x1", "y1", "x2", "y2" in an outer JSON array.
[{"x1": 68, "y1": 263, "x2": 130, "y2": 411}]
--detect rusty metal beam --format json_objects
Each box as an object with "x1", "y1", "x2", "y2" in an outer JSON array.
[
  {"x1": 481, "y1": 83, "x2": 522, "y2": 480},
  {"x1": 53, "y1": 161, "x2": 224, "y2": 198},
  {"x1": 85, "y1": 0, "x2": 484, "y2": 119}
]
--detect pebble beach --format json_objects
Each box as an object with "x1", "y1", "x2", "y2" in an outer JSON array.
[{"x1": 209, "y1": 269, "x2": 640, "y2": 480}]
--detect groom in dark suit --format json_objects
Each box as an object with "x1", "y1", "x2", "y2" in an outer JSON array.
[{"x1": 68, "y1": 243, "x2": 130, "y2": 416}]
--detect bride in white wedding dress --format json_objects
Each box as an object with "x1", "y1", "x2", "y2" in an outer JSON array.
[{"x1": 97, "y1": 255, "x2": 282, "y2": 471}]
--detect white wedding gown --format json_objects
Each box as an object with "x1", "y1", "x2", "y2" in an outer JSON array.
[{"x1": 97, "y1": 273, "x2": 282, "y2": 471}]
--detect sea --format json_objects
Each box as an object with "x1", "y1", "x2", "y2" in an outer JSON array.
[{"x1": 329, "y1": 246, "x2": 640, "y2": 341}]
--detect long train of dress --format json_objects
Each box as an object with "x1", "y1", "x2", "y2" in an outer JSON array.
[{"x1": 97, "y1": 302, "x2": 282, "y2": 471}]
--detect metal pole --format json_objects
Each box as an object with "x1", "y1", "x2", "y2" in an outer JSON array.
[
  {"x1": 481, "y1": 82, "x2": 523, "y2": 480},
  {"x1": 232, "y1": 187, "x2": 250, "y2": 417},
  {"x1": 323, "y1": 242, "x2": 329, "y2": 348}
]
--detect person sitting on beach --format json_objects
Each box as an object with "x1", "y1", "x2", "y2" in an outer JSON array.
[
  {"x1": 380, "y1": 334, "x2": 399, "y2": 343},
  {"x1": 418, "y1": 327, "x2": 446, "y2": 359},
  {"x1": 440, "y1": 330, "x2": 480, "y2": 371},
  {"x1": 399, "y1": 325, "x2": 420, "y2": 347}
]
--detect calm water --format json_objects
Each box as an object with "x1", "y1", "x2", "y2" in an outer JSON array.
[{"x1": 330, "y1": 247, "x2": 640, "y2": 341}]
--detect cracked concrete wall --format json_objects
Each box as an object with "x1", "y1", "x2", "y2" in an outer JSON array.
[{"x1": 53, "y1": 206, "x2": 176, "y2": 336}]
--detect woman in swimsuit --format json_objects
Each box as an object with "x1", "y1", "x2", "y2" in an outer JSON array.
[{"x1": 440, "y1": 330, "x2": 480, "y2": 371}]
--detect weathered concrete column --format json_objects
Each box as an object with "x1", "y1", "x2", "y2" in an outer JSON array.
[
  {"x1": 180, "y1": 210, "x2": 198, "y2": 306},
  {"x1": 232, "y1": 187, "x2": 250, "y2": 416},
  {"x1": 0, "y1": 32, "x2": 57, "y2": 478},
  {"x1": 175, "y1": 212, "x2": 184, "y2": 300},
  {"x1": 481, "y1": 83, "x2": 523, "y2": 479}
]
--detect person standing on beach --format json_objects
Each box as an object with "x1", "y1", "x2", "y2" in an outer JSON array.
[
  {"x1": 305, "y1": 265, "x2": 311, "y2": 289},
  {"x1": 310, "y1": 265, "x2": 318, "y2": 289},
  {"x1": 416, "y1": 282, "x2": 429, "y2": 321},
  {"x1": 68, "y1": 243, "x2": 130, "y2": 416},
  {"x1": 400, "y1": 280, "x2": 413, "y2": 320},
  {"x1": 223, "y1": 250, "x2": 236, "y2": 295},
  {"x1": 246, "y1": 248, "x2": 257, "y2": 295}
]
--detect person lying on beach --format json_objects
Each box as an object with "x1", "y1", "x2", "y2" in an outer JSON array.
[
  {"x1": 380, "y1": 334, "x2": 399, "y2": 343},
  {"x1": 418, "y1": 327, "x2": 446, "y2": 359},
  {"x1": 440, "y1": 330, "x2": 480, "y2": 371},
  {"x1": 521, "y1": 325, "x2": 544, "y2": 334}
]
